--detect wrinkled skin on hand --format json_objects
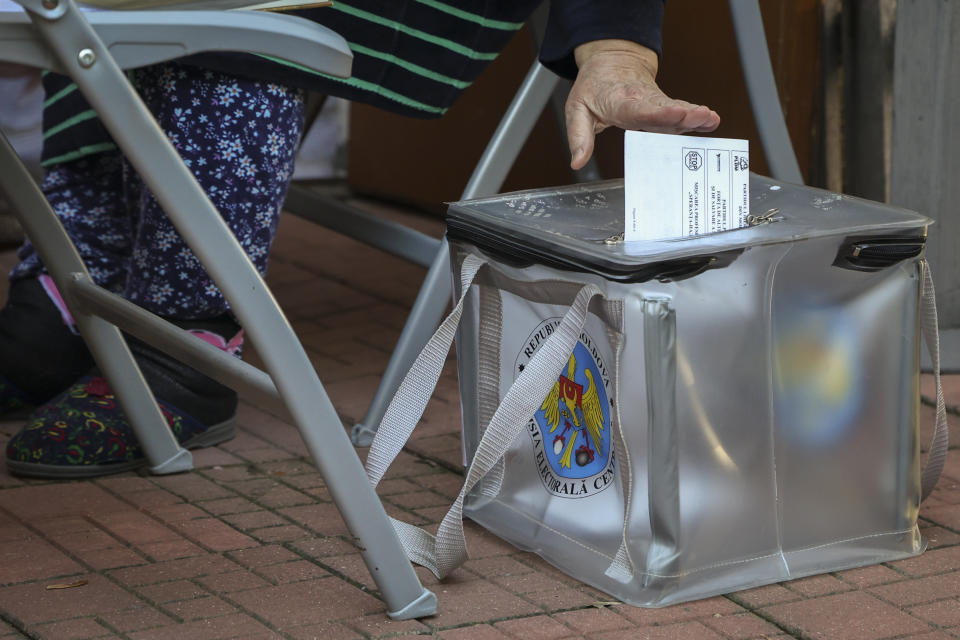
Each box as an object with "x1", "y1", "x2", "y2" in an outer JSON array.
[{"x1": 566, "y1": 39, "x2": 721, "y2": 170}]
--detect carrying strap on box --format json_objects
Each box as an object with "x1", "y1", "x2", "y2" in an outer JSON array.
[
  {"x1": 364, "y1": 252, "x2": 487, "y2": 491},
  {"x1": 366, "y1": 253, "x2": 606, "y2": 578},
  {"x1": 603, "y1": 324, "x2": 635, "y2": 584},
  {"x1": 921, "y1": 260, "x2": 949, "y2": 502}
]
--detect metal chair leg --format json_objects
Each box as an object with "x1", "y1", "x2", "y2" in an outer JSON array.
[
  {"x1": 351, "y1": 240, "x2": 451, "y2": 446},
  {"x1": 351, "y1": 61, "x2": 560, "y2": 446}
]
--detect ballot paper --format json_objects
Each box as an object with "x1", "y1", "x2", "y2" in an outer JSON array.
[{"x1": 624, "y1": 131, "x2": 749, "y2": 242}]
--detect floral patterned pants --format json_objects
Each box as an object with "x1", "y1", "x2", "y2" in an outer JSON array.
[{"x1": 12, "y1": 62, "x2": 306, "y2": 319}]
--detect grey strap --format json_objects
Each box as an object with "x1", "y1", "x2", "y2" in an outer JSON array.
[
  {"x1": 921, "y1": 261, "x2": 949, "y2": 502},
  {"x1": 427, "y1": 281, "x2": 604, "y2": 577},
  {"x1": 365, "y1": 253, "x2": 486, "y2": 488},
  {"x1": 640, "y1": 299, "x2": 680, "y2": 580},
  {"x1": 476, "y1": 285, "x2": 505, "y2": 499},
  {"x1": 603, "y1": 330, "x2": 634, "y2": 583},
  {"x1": 366, "y1": 259, "x2": 604, "y2": 578}
]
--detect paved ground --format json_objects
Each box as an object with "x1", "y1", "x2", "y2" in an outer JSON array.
[{"x1": 0, "y1": 198, "x2": 957, "y2": 640}]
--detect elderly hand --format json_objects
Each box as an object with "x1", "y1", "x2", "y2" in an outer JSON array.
[{"x1": 567, "y1": 39, "x2": 720, "y2": 170}]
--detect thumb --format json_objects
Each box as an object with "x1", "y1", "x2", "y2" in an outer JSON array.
[{"x1": 565, "y1": 99, "x2": 597, "y2": 171}]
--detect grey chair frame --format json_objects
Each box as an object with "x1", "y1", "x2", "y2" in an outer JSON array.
[
  {"x1": 0, "y1": 0, "x2": 801, "y2": 618},
  {"x1": 343, "y1": 0, "x2": 804, "y2": 446},
  {"x1": 0, "y1": 0, "x2": 437, "y2": 619}
]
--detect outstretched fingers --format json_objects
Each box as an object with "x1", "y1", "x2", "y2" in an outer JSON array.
[{"x1": 611, "y1": 95, "x2": 720, "y2": 134}]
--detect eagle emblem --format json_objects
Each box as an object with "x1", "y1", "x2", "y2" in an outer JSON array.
[
  {"x1": 530, "y1": 340, "x2": 612, "y2": 488},
  {"x1": 540, "y1": 352, "x2": 606, "y2": 469}
]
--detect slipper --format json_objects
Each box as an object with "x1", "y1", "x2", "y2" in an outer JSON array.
[
  {"x1": 6, "y1": 374, "x2": 235, "y2": 478},
  {"x1": 5, "y1": 320, "x2": 240, "y2": 478}
]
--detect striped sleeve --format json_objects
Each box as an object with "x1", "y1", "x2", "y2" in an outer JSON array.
[{"x1": 185, "y1": 0, "x2": 535, "y2": 118}]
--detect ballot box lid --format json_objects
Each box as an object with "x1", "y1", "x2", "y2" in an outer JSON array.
[{"x1": 445, "y1": 175, "x2": 931, "y2": 282}]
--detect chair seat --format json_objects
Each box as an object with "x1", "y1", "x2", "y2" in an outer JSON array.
[
  {"x1": 0, "y1": 8, "x2": 351, "y2": 76},
  {"x1": 75, "y1": 0, "x2": 329, "y2": 11}
]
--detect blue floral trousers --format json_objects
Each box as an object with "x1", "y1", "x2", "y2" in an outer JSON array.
[{"x1": 12, "y1": 62, "x2": 306, "y2": 319}]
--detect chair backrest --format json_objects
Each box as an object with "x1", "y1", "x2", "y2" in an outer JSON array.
[{"x1": 728, "y1": 0, "x2": 803, "y2": 184}]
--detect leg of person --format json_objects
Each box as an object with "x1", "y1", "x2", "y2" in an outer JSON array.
[
  {"x1": 0, "y1": 72, "x2": 135, "y2": 415},
  {"x1": 123, "y1": 63, "x2": 304, "y2": 320},
  {"x1": 5, "y1": 63, "x2": 306, "y2": 477}
]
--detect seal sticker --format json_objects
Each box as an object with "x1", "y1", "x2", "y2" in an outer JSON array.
[{"x1": 516, "y1": 318, "x2": 615, "y2": 498}]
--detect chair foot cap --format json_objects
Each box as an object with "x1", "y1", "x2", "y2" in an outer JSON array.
[
  {"x1": 149, "y1": 447, "x2": 193, "y2": 475},
  {"x1": 350, "y1": 421, "x2": 377, "y2": 447},
  {"x1": 387, "y1": 588, "x2": 437, "y2": 620}
]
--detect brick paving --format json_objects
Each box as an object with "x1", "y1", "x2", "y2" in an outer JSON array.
[{"x1": 0, "y1": 198, "x2": 956, "y2": 639}]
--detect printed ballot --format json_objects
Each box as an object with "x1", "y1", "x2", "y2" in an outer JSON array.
[{"x1": 624, "y1": 131, "x2": 749, "y2": 241}]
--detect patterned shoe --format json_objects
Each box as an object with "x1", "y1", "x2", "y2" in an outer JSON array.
[
  {"x1": 6, "y1": 375, "x2": 236, "y2": 477},
  {"x1": 5, "y1": 321, "x2": 240, "y2": 479}
]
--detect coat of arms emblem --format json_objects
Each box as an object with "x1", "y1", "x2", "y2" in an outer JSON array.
[{"x1": 518, "y1": 319, "x2": 615, "y2": 498}]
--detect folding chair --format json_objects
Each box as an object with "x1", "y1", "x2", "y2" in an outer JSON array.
[
  {"x1": 0, "y1": 0, "x2": 437, "y2": 619},
  {"x1": 346, "y1": 0, "x2": 805, "y2": 446}
]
